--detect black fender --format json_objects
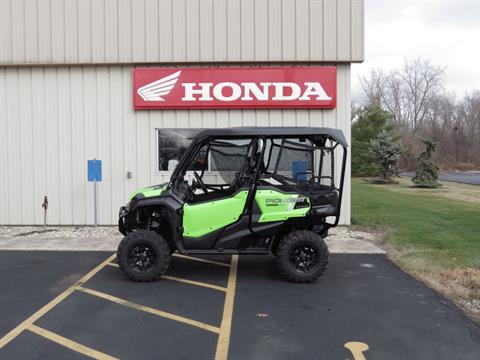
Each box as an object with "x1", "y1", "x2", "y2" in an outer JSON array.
[{"x1": 121, "y1": 192, "x2": 186, "y2": 252}]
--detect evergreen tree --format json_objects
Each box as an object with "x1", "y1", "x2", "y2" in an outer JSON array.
[
  {"x1": 352, "y1": 106, "x2": 395, "y2": 176},
  {"x1": 413, "y1": 140, "x2": 440, "y2": 188},
  {"x1": 369, "y1": 130, "x2": 403, "y2": 182}
]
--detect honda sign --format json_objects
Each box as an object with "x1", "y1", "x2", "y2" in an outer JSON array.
[{"x1": 133, "y1": 67, "x2": 336, "y2": 110}]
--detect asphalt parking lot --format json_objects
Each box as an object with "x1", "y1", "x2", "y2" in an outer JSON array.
[{"x1": 0, "y1": 251, "x2": 479, "y2": 360}]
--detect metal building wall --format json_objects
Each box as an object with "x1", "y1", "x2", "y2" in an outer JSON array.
[
  {"x1": 0, "y1": 64, "x2": 351, "y2": 225},
  {"x1": 0, "y1": 0, "x2": 364, "y2": 65}
]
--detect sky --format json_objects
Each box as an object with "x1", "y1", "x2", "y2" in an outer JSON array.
[{"x1": 351, "y1": 0, "x2": 480, "y2": 101}]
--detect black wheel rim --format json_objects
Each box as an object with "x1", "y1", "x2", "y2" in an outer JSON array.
[
  {"x1": 289, "y1": 245, "x2": 319, "y2": 273},
  {"x1": 128, "y1": 244, "x2": 156, "y2": 272}
]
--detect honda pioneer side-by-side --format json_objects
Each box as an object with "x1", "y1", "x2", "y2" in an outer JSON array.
[{"x1": 117, "y1": 127, "x2": 347, "y2": 283}]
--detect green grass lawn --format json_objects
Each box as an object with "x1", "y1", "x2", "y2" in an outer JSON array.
[{"x1": 351, "y1": 179, "x2": 480, "y2": 270}]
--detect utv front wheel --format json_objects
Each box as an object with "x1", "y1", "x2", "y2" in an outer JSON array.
[
  {"x1": 117, "y1": 230, "x2": 170, "y2": 282},
  {"x1": 276, "y1": 230, "x2": 329, "y2": 283}
]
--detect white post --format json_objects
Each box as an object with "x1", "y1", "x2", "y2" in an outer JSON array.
[{"x1": 93, "y1": 179, "x2": 98, "y2": 227}]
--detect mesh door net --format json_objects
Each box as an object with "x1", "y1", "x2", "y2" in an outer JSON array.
[
  {"x1": 209, "y1": 139, "x2": 253, "y2": 185},
  {"x1": 266, "y1": 139, "x2": 314, "y2": 183}
]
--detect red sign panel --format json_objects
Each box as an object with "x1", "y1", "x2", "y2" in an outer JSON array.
[{"x1": 133, "y1": 66, "x2": 336, "y2": 109}]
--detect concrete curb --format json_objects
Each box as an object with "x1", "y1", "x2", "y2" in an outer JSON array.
[
  {"x1": 0, "y1": 235, "x2": 385, "y2": 254},
  {"x1": 0, "y1": 237, "x2": 122, "y2": 251}
]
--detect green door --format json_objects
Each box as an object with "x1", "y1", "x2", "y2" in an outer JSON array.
[
  {"x1": 182, "y1": 191, "x2": 248, "y2": 238},
  {"x1": 254, "y1": 189, "x2": 310, "y2": 222}
]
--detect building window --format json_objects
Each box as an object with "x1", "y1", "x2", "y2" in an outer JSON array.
[
  {"x1": 157, "y1": 129, "x2": 205, "y2": 172},
  {"x1": 157, "y1": 129, "x2": 253, "y2": 174}
]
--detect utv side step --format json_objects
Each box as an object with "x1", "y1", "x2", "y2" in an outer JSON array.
[{"x1": 181, "y1": 249, "x2": 271, "y2": 255}]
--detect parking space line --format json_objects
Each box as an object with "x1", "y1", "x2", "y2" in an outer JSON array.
[
  {"x1": 344, "y1": 342, "x2": 369, "y2": 360},
  {"x1": 173, "y1": 253, "x2": 231, "y2": 268},
  {"x1": 162, "y1": 275, "x2": 227, "y2": 292},
  {"x1": 215, "y1": 255, "x2": 239, "y2": 360},
  {"x1": 0, "y1": 253, "x2": 116, "y2": 350},
  {"x1": 76, "y1": 286, "x2": 221, "y2": 334},
  {"x1": 108, "y1": 262, "x2": 227, "y2": 291},
  {"x1": 28, "y1": 324, "x2": 118, "y2": 360}
]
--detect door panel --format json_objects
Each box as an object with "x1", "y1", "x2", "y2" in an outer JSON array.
[
  {"x1": 255, "y1": 188, "x2": 310, "y2": 222},
  {"x1": 182, "y1": 191, "x2": 248, "y2": 238}
]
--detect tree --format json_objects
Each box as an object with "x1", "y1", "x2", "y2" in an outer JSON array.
[
  {"x1": 369, "y1": 130, "x2": 403, "y2": 182},
  {"x1": 359, "y1": 58, "x2": 445, "y2": 134},
  {"x1": 355, "y1": 58, "x2": 480, "y2": 170},
  {"x1": 358, "y1": 68, "x2": 385, "y2": 108},
  {"x1": 351, "y1": 106, "x2": 394, "y2": 176},
  {"x1": 400, "y1": 59, "x2": 445, "y2": 134},
  {"x1": 412, "y1": 140, "x2": 440, "y2": 188}
]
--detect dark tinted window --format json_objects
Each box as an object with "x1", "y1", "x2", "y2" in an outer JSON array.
[{"x1": 157, "y1": 129, "x2": 205, "y2": 171}]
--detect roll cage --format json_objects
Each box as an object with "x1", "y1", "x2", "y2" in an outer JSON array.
[{"x1": 167, "y1": 127, "x2": 348, "y2": 227}]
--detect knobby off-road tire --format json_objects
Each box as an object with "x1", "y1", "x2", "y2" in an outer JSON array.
[
  {"x1": 276, "y1": 230, "x2": 329, "y2": 283},
  {"x1": 117, "y1": 230, "x2": 171, "y2": 282}
]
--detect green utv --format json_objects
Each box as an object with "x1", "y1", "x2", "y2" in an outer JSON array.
[{"x1": 117, "y1": 127, "x2": 347, "y2": 283}]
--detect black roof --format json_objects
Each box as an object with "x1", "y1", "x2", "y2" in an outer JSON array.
[{"x1": 193, "y1": 127, "x2": 348, "y2": 147}]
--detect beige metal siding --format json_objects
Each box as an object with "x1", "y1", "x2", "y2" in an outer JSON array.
[
  {"x1": 0, "y1": 64, "x2": 351, "y2": 225},
  {"x1": 0, "y1": 0, "x2": 364, "y2": 65},
  {"x1": 350, "y1": 0, "x2": 365, "y2": 60}
]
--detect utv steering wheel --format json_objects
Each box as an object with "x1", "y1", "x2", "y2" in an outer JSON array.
[{"x1": 193, "y1": 171, "x2": 208, "y2": 194}]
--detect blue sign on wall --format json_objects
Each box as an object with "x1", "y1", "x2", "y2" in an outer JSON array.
[
  {"x1": 292, "y1": 160, "x2": 308, "y2": 182},
  {"x1": 87, "y1": 159, "x2": 102, "y2": 182}
]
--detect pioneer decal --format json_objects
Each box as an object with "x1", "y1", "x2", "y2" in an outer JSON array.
[
  {"x1": 133, "y1": 67, "x2": 336, "y2": 109},
  {"x1": 265, "y1": 197, "x2": 307, "y2": 206}
]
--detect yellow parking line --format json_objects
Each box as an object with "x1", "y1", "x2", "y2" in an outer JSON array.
[
  {"x1": 0, "y1": 253, "x2": 116, "y2": 349},
  {"x1": 215, "y1": 255, "x2": 239, "y2": 360},
  {"x1": 76, "y1": 286, "x2": 221, "y2": 334},
  {"x1": 173, "y1": 253, "x2": 231, "y2": 268},
  {"x1": 28, "y1": 324, "x2": 118, "y2": 360},
  {"x1": 163, "y1": 275, "x2": 227, "y2": 292},
  {"x1": 344, "y1": 341, "x2": 369, "y2": 360},
  {"x1": 108, "y1": 262, "x2": 227, "y2": 291}
]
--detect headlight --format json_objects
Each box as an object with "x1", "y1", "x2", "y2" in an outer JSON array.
[{"x1": 119, "y1": 206, "x2": 129, "y2": 217}]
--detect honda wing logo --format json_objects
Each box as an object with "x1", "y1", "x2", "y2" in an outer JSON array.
[{"x1": 137, "y1": 71, "x2": 181, "y2": 101}]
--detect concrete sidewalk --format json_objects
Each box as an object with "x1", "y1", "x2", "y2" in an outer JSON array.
[
  {"x1": 0, "y1": 236, "x2": 121, "y2": 251},
  {"x1": 0, "y1": 227, "x2": 384, "y2": 254}
]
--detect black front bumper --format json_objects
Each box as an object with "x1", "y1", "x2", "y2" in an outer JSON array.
[{"x1": 118, "y1": 205, "x2": 129, "y2": 236}]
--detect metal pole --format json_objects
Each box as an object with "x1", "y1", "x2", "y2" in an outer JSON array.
[
  {"x1": 42, "y1": 196, "x2": 48, "y2": 229},
  {"x1": 93, "y1": 179, "x2": 98, "y2": 227}
]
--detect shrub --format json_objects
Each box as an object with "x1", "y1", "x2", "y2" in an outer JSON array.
[
  {"x1": 369, "y1": 130, "x2": 404, "y2": 182},
  {"x1": 413, "y1": 140, "x2": 440, "y2": 188},
  {"x1": 363, "y1": 177, "x2": 399, "y2": 185}
]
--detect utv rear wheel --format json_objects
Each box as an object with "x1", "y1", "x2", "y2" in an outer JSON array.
[
  {"x1": 117, "y1": 230, "x2": 170, "y2": 282},
  {"x1": 276, "y1": 230, "x2": 329, "y2": 283}
]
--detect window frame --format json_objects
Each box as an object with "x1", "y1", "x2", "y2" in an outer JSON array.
[{"x1": 155, "y1": 128, "x2": 221, "y2": 176}]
